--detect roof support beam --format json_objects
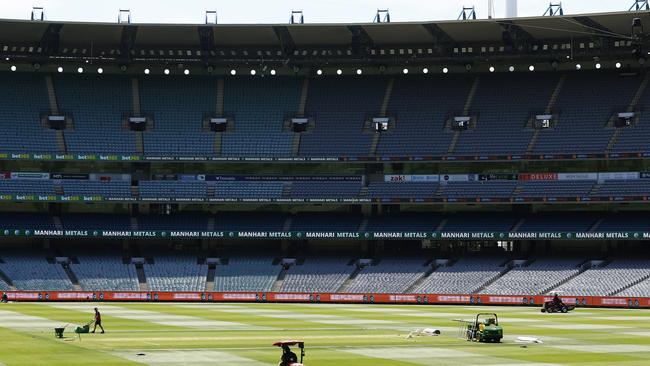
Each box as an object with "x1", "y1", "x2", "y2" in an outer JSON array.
[
  {"x1": 572, "y1": 16, "x2": 616, "y2": 38},
  {"x1": 273, "y1": 26, "x2": 296, "y2": 58},
  {"x1": 348, "y1": 25, "x2": 374, "y2": 57},
  {"x1": 422, "y1": 23, "x2": 455, "y2": 53},
  {"x1": 498, "y1": 20, "x2": 537, "y2": 49},
  {"x1": 38, "y1": 23, "x2": 63, "y2": 56},
  {"x1": 197, "y1": 26, "x2": 216, "y2": 65},
  {"x1": 119, "y1": 25, "x2": 138, "y2": 64}
]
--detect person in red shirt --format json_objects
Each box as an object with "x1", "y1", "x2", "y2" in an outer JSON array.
[{"x1": 91, "y1": 307, "x2": 105, "y2": 334}]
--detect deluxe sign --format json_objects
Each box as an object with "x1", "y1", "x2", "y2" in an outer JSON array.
[{"x1": 3, "y1": 291, "x2": 649, "y2": 309}]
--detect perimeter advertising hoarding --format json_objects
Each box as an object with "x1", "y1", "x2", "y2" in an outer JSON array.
[
  {"x1": 0, "y1": 230, "x2": 642, "y2": 240},
  {"x1": 3, "y1": 291, "x2": 647, "y2": 308}
]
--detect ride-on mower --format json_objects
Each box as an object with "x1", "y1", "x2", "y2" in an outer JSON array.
[
  {"x1": 273, "y1": 340, "x2": 305, "y2": 366},
  {"x1": 455, "y1": 313, "x2": 503, "y2": 343},
  {"x1": 541, "y1": 300, "x2": 575, "y2": 313}
]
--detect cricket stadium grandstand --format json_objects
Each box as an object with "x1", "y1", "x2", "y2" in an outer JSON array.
[{"x1": 2, "y1": 2, "x2": 650, "y2": 364}]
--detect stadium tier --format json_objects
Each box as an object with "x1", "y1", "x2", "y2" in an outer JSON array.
[
  {"x1": 1, "y1": 250, "x2": 648, "y2": 297},
  {"x1": 3, "y1": 172, "x2": 650, "y2": 202},
  {"x1": 144, "y1": 254, "x2": 208, "y2": 292},
  {"x1": 280, "y1": 257, "x2": 354, "y2": 292},
  {"x1": 1, "y1": 10, "x2": 650, "y2": 309},
  {"x1": 345, "y1": 258, "x2": 429, "y2": 293},
  {"x1": 1, "y1": 70, "x2": 649, "y2": 161},
  {"x1": 71, "y1": 254, "x2": 139, "y2": 291},
  {"x1": 3, "y1": 212, "x2": 650, "y2": 238},
  {"x1": 212, "y1": 257, "x2": 280, "y2": 292}
]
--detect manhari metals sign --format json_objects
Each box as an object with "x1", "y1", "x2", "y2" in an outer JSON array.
[{"x1": 0, "y1": 230, "x2": 646, "y2": 240}]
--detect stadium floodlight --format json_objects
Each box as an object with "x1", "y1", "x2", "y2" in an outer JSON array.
[
  {"x1": 118, "y1": 9, "x2": 131, "y2": 24},
  {"x1": 422, "y1": 67, "x2": 429, "y2": 74},
  {"x1": 508, "y1": 66, "x2": 515, "y2": 72},
  {"x1": 290, "y1": 10, "x2": 304, "y2": 24},
  {"x1": 184, "y1": 69, "x2": 190, "y2": 75},
  {"x1": 230, "y1": 69, "x2": 237, "y2": 75},
  {"x1": 336, "y1": 69, "x2": 342, "y2": 75},
  {"x1": 575, "y1": 63, "x2": 582, "y2": 70},
  {"x1": 250, "y1": 69, "x2": 256, "y2": 75},
  {"x1": 402, "y1": 68, "x2": 409, "y2": 74},
  {"x1": 529, "y1": 65, "x2": 535, "y2": 71},
  {"x1": 205, "y1": 10, "x2": 217, "y2": 24},
  {"x1": 31, "y1": 6, "x2": 45, "y2": 21},
  {"x1": 595, "y1": 63, "x2": 602, "y2": 69},
  {"x1": 615, "y1": 62, "x2": 622, "y2": 69},
  {"x1": 57, "y1": 66, "x2": 63, "y2": 73},
  {"x1": 316, "y1": 69, "x2": 323, "y2": 75},
  {"x1": 77, "y1": 67, "x2": 84, "y2": 73},
  {"x1": 144, "y1": 68, "x2": 150, "y2": 75},
  {"x1": 270, "y1": 69, "x2": 276, "y2": 75},
  {"x1": 97, "y1": 67, "x2": 103, "y2": 74},
  {"x1": 489, "y1": 66, "x2": 495, "y2": 72},
  {"x1": 442, "y1": 67, "x2": 449, "y2": 74},
  {"x1": 163, "y1": 69, "x2": 170, "y2": 75},
  {"x1": 10, "y1": 65, "x2": 16, "y2": 72},
  {"x1": 356, "y1": 68, "x2": 362, "y2": 75}
]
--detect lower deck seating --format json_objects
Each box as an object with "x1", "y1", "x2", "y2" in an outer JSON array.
[
  {"x1": 213, "y1": 257, "x2": 279, "y2": 292},
  {"x1": 281, "y1": 258, "x2": 353, "y2": 292},
  {"x1": 0, "y1": 252, "x2": 72, "y2": 290},
  {"x1": 480, "y1": 258, "x2": 583, "y2": 295},
  {"x1": 145, "y1": 255, "x2": 207, "y2": 292},
  {"x1": 553, "y1": 259, "x2": 650, "y2": 296},
  {"x1": 346, "y1": 258, "x2": 427, "y2": 293},
  {"x1": 414, "y1": 257, "x2": 505, "y2": 294},
  {"x1": 73, "y1": 255, "x2": 138, "y2": 291},
  {"x1": 617, "y1": 277, "x2": 650, "y2": 297}
]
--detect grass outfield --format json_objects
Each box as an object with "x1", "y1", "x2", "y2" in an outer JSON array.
[{"x1": 0, "y1": 302, "x2": 649, "y2": 365}]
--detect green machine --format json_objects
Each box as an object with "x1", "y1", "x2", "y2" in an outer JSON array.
[
  {"x1": 75, "y1": 324, "x2": 90, "y2": 334},
  {"x1": 456, "y1": 313, "x2": 503, "y2": 343},
  {"x1": 54, "y1": 322, "x2": 91, "y2": 340}
]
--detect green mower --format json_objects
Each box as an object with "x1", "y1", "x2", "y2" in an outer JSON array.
[{"x1": 456, "y1": 313, "x2": 503, "y2": 343}]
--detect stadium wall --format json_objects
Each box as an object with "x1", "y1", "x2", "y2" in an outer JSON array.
[{"x1": 3, "y1": 291, "x2": 647, "y2": 309}]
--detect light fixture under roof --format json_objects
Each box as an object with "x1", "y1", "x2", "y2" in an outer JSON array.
[
  {"x1": 615, "y1": 62, "x2": 622, "y2": 69},
  {"x1": 250, "y1": 69, "x2": 256, "y2": 75},
  {"x1": 316, "y1": 69, "x2": 323, "y2": 75},
  {"x1": 97, "y1": 67, "x2": 103, "y2": 74},
  {"x1": 10, "y1": 65, "x2": 16, "y2": 72},
  {"x1": 77, "y1": 67, "x2": 84, "y2": 73},
  {"x1": 57, "y1": 66, "x2": 63, "y2": 73},
  {"x1": 402, "y1": 68, "x2": 409, "y2": 74},
  {"x1": 144, "y1": 68, "x2": 150, "y2": 75},
  {"x1": 528, "y1": 65, "x2": 535, "y2": 71},
  {"x1": 595, "y1": 63, "x2": 601, "y2": 69},
  {"x1": 270, "y1": 69, "x2": 276, "y2": 75},
  {"x1": 575, "y1": 63, "x2": 582, "y2": 70},
  {"x1": 336, "y1": 69, "x2": 342, "y2": 75},
  {"x1": 184, "y1": 69, "x2": 190, "y2": 75},
  {"x1": 230, "y1": 69, "x2": 236, "y2": 75},
  {"x1": 489, "y1": 66, "x2": 495, "y2": 72},
  {"x1": 163, "y1": 69, "x2": 170, "y2": 75},
  {"x1": 508, "y1": 65, "x2": 515, "y2": 72},
  {"x1": 422, "y1": 67, "x2": 429, "y2": 74},
  {"x1": 442, "y1": 67, "x2": 449, "y2": 74},
  {"x1": 356, "y1": 68, "x2": 362, "y2": 75}
]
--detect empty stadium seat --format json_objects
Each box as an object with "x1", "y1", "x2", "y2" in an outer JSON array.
[{"x1": 212, "y1": 257, "x2": 279, "y2": 292}]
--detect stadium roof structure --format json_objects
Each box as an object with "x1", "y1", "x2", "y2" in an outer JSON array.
[{"x1": 0, "y1": 10, "x2": 649, "y2": 74}]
